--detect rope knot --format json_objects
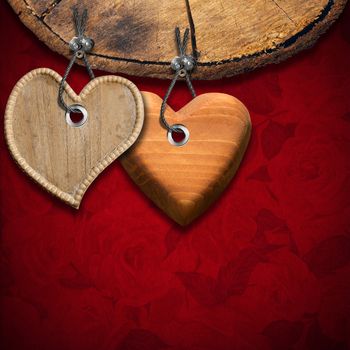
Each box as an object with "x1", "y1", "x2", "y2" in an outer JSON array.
[
  {"x1": 171, "y1": 55, "x2": 195, "y2": 73},
  {"x1": 68, "y1": 7, "x2": 94, "y2": 58},
  {"x1": 69, "y1": 36, "x2": 94, "y2": 55},
  {"x1": 160, "y1": 27, "x2": 197, "y2": 133},
  {"x1": 170, "y1": 27, "x2": 196, "y2": 75},
  {"x1": 58, "y1": 8, "x2": 95, "y2": 113}
]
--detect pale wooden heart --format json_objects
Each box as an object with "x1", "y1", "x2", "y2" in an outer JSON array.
[
  {"x1": 5, "y1": 68, "x2": 144, "y2": 208},
  {"x1": 121, "y1": 92, "x2": 251, "y2": 225}
]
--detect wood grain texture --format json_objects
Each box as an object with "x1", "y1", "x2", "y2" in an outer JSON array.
[
  {"x1": 5, "y1": 68, "x2": 144, "y2": 208},
  {"x1": 7, "y1": 0, "x2": 348, "y2": 79},
  {"x1": 120, "y1": 92, "x2": 251, "y2": 225}
]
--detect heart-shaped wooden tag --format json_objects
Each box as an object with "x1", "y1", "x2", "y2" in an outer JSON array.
[
  {"x1": 121, "y1": 92, "x2": 251, "y2": 225},
  {"x1": 5, "y1": 68, "x2": 144, "y2": 208}
]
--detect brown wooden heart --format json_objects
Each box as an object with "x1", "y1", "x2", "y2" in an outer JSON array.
[
  {"x1": 120, "y1": 92, "x2": 251, "y2": 225},
  {"x1": 5, "y1": 68, "x2": 144, "y2": 208}
]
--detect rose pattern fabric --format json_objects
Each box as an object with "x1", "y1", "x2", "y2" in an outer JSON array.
[{"x1": 1, "y1": 3, "x2": 350, "y2": 350}]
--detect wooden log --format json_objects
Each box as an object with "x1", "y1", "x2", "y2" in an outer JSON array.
[{"x1": 7, "y1": 0, "x2": 348, "y2": 79}]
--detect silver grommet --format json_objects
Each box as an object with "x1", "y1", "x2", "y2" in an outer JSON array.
[
  {"x1": 179, "y1": 69, "x2": 186, "y2": 78},
  {"x1": 65, "y1": 104, "x2": 88, "y2": 127},
  {"x1": 167, "y1": 124, "x2": 190, "y2": 146},
  {"x1": 76, "y1": 50, "x2": 84, "y2": 59}
]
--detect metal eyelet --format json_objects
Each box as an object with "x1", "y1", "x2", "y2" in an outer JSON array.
[
  {"x1": 76, "y1": 50, "x2": 84, "y2": 59},
  {"x1": 179, "y1": 69, "x2": 186, "y2": 78},
  {"x1": 167, "y1": 124, "x2": 190, "y2": 146},
  {"x1": 65, "y1": 104, "x2": 88, "y2": 127}
]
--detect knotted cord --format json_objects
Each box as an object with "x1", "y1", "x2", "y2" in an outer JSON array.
[{"x1": 58, "y1": 8, "x2": 95, "y2": 113}]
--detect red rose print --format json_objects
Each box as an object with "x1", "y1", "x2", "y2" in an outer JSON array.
[
  {"x1": 261, "y1": 121, "x2": 296, "y2": 160},
  {"x1": 262, "y1": 320, "x2": 303, "y2": 350},
  {"x1": 304, "y1": 235, "x2": 350, "y2": 277},
  {"x1": 268, "y1": 123, "x2": 350, "y2": 254},
  {"x1": 317, "y1": 265, "x2": 350, "y2": 344},
  {"x1": 177, "y1": 248, "x2": 269, "y2": 306},
  {"x1": 1, "y1": 3, "x2": 350, "y2": 349},
  {"x1": 117, "y1": 329, "x2": 168, "y2": 350},
  {"x1": 238, "y1": 71, "x2": 282, "y2": 115},
  {"x1": 306, "y1": 319, "x2": 347, "y2": 350},
  {"x1": 72, "y1": 214, "x2": 172, "y2": 305},
  {"x1": 254, "y1": 209, "x2": 298, "y2": 254},
  {"x1": 230, "y1": 250, "x2": 320, "y2": 330},
  {"x1": 247, "y1": 165, "x2": 272, "y2": 182}
]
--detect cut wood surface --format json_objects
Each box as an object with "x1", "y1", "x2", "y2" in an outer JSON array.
[
  {"x1": 120, "y1": 91, "x2": 251, "y2": 225},
  {"x1": 5, "y1": 68, "x2": 144, "y2": 208},
  {"x1": 7, "y1": 0, "x2": 348, "y2": 79}
]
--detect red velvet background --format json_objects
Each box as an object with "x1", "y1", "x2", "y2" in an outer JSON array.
[{"x1": 1, "y1": 2, "x2": 350, "y2": 349}]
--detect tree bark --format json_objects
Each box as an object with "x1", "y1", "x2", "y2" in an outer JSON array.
[{"x1": 7, "y1": 0, "x2": 348, "y2": 79}]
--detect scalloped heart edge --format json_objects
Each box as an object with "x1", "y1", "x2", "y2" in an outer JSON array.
[{"x1": 4, "y1": 68, "x2": 144, "y2": 209}]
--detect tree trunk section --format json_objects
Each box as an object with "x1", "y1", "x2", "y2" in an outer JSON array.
[{"x1": 7, "y1": 0, "x2": 348, "y2": 79}]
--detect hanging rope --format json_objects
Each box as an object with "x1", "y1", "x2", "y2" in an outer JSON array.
[
  {"x1": 58, "y1": 8, "x2": 95, "y2": 113},
  {"x1": 160, "y1": 0, "x2": 199, "y2": 133},
  {"x1": 185, "y1": 0, "x2": 199, "y2": 61},
  {"x1": 160, "y1": 27, "x2": 197, "y2": 132}
]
